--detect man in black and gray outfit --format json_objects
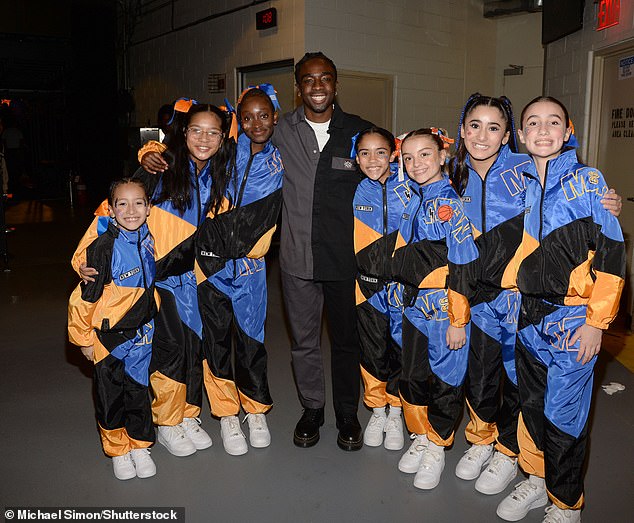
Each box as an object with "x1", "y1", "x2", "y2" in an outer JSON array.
[{"x1": 273, "y1": 52, "x2": 372, "y2": 451}]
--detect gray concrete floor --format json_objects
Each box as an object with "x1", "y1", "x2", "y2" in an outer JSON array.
[{"x1": 1, "y1": 200, "x2": 632, "y2": 522}]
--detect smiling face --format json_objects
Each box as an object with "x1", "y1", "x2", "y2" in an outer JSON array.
[
  {"x1": 239, "y1": 93, "x2": 278, "y2": 153},
  {"x1": 109, "y1": 182, "x2": 150, "y2": 232},
  {"x1": 355, "y1": 133, "x2": 395, "y2": 184},
  {"x1": 185, "y1": 111, "x2": 224, "y2": 170},
  {"x1": 296, "y1": 57, "x2": 337, "y2": 123},
  {"x1": 461, "y1": 105, "x2": 510, "y2": 175},
  {"x1": 401, "y1": 134, "x2": 447, "y2": 186},
  {"x1": 518, "y1": 100, "x2": 571, "y2": 163}
]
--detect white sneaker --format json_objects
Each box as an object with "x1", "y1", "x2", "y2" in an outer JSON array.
[
  {"x1": 130, "y1": 448, "x2": 156, "y2": 479},
  {"x1": 157, "y1": 424, "x2": 197, "y2": 457},
  {"x1": 455, "y1": 443, "x2": 494, "y2": 480},
  {"x1": 383, "y1": 414, "x2": 404, "y2": 450},
  {"x1": 181, "y1": 417, "x2": 212, "y2": 450},
  {"x1": 220, "y1": 415, "x2": 248, "y2": 456},
  {"x1": 475, "y1": 451, "x2": 518, "y2": 495},
  {"x1": 542, "y1": 505, "x2": 581, "y2": 523},
  {"x1": 497, "y1": 476, "x2": 549, "y2": 521},
  {"x1": 413, "y1": 442, "x2": 445, "y2": 490},
  {"x1": 112, "y1": 452, "x2": 136, "y2": 480},
  {"x1": 398, "y1": 433, "x2": 429, "y2": 473},
  {"x1": 245, "y1": 413, "x2": 271, "y2": 448},
  {"x1": 363, "y1": 412, "x2": 387, "y2": 447}
]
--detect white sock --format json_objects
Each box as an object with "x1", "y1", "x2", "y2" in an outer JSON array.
[
  {"x1": 529, "y1": 474, "x2": 545, "y2": 488},
  {"x1": 387, "y1": 406, "x2": 402, "y2": 417},
  {"x1": 427, "y1": 440, "x2": 444, "y2": 453},
  {"x1": 373, "y1": 407, "x2": 388, "y2": 417}
]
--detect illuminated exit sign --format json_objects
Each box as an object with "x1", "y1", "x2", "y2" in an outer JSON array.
[{"x1": 597, "y1": 0, "x2": 620, "y2": 31}]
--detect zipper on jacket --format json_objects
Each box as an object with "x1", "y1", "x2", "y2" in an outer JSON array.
[
  {"x1": 194, "y1": 166, "x2": 202, "y2": 225},
  {"x1": 137, "y1": 230, "x2": 149, "y2": 290},
  {"x1": 480, "y1": 164, "x2": 494, "y2": 233},
  {"x1": 230, "y1": 152, "x2": 256, "y2": 274},
  {"x1": 382, "y1": 182, "x2": 388, "y2": 278},
  {"x1": 538, "y1": 161, "x2": 549, "y2": 292}
]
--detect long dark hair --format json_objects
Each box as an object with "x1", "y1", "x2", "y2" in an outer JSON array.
[
  {"x1": 154, "y1": 104, "x2": 234, "y2": 215},
  {"x1": 450, "y1": 93, "x2": 517, "y2": 196}
]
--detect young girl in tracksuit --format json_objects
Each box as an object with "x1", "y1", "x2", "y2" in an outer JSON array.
[
  {"x1": 352, "y1": 127, "x2": 409, "y2": 451},
  {"x1": 68, "y1": 178, "x2": 159, "y2": 480},
  {"x1": 75, "y1": 102, "x2": 233, "y2": 457},
  {"x1": 391, "y1": 128, "x2": 480, "y2": 491},
  {"x1": 195, "y1": 85, "x2": 283, "y2": 456},
  {"x1": 450, "y1": 94, "x2": 623, "y2": 499},
  {"x1": 450, "y1": 94, "x2": 528, "y2": 494},
  {"x1": 495, "y1": 97, "x2": 625, "y2": 523}
]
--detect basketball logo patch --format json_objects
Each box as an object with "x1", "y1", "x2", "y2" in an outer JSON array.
[{"x1": 437, "y1": 204, "x2": 453, "y2": 222}]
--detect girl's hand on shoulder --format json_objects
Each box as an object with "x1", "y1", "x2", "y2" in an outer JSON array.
[
  {"x1": 79, "y1": 262, "x2": 98, "y2": 284},
  {"x1": 80, "y1": 345, "x2": 94, "y2": 361},
  {"x1": 141, "y1": 152, "x2": 168, "y2": 174},
  {"x1": 446, "y1": 325, "x2": 466, "y2": 350},
  {"x1": 570, "y1": 323, "x2": 603, "y2": 365},
  {"x1": 601, "y1": 188, "x2": 622, "y2": 217}
]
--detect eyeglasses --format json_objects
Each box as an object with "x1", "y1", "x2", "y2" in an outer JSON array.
[{"x1": 186, "y1": 127, "x2": 223, "y2": 140}]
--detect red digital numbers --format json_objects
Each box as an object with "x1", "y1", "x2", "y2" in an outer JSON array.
[{"x1": 256, "y1": 8, "x2": 277, "y2": 30}]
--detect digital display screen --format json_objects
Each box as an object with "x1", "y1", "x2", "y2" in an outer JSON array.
[{"x1": 256, "y1": 8, "x2": 277, "y2": 30}]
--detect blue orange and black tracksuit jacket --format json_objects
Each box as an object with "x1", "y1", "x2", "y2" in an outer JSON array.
[
  {"x1": 391, "y1": 175, "x2": 480, "y2": 328},
  {"x1": 460, "y1": 144, "x2": 531, "y2": 302},
  {"x1": 72, "y1": 160, "x2": 212, "y2": 336},
  {"x1": 353, "y1": 165, "x2": 410, "y2": 284},
  {"x1": 194, "y1": 132, "x2": 283, "y2": 281},
  {"x1": 68, "y1": 221, "x2": 159, "y2": 373},
  {"x1": 516, "y1": 148, "x2": 625, "y2": 328}
]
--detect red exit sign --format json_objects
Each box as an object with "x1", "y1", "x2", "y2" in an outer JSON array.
[{"x1": 597, "y1": 0, "x2": 620, "y2": 31}]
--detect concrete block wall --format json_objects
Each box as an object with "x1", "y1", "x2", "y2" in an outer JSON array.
[
  {"x1": 125, "y1": 0, "x2": 304, "y2": 127},
  {"x1": 125, "y1": 0, "x2": 543, "y2": 138},
  {"x1": 304, "y1": 0, "x2": 497, "y2": 135},
  {"x1": 544, "y1": 0, "x2": 634, "y2": 144},
  {"x1": 494, "y1": 12, "x2": 544, "y2": 116}
]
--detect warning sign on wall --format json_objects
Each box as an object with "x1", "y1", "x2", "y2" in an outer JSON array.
[
  {"x1": 610, "y1": 107, "x2": 634, "y2": 139},
  {"x1": 618, "y1": 55, "x2": 634, "y2": 80}
]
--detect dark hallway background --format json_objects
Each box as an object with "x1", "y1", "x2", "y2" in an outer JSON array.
[{"x1": 1, "y1": 0, "x2": 122, "y2": 203}]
